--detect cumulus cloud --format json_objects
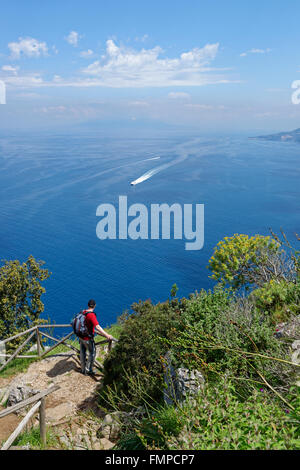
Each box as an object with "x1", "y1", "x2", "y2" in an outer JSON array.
[
  {"x1": 2, "y1": 39, "x2": 237, "y2": 92},
  {"x1": 8, "y1": 37, "x2": 48, "y2": 59},
  {"x1": 65, "y1": 31, "x2": 81, "y2": 47},
  {"x1": 81, "y1": 39, "x2": 225, "y2": 87}
]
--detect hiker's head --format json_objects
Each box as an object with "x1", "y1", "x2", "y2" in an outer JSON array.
[{"x1": 88, "y1": 299, "x2": 96, "y2": 309}]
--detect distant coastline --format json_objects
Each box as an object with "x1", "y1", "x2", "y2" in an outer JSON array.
[{"x1": 250, "y1": 127, "x2": 300, "y2": 143}]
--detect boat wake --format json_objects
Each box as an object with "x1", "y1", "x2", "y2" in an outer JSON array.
[{"x1": 130, "y1": 141, "x2": 193, "y2": 186}]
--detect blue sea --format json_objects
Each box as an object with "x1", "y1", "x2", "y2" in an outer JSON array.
[{"x1": 0, "y1": 132, "x2": 299, "y2": 329}]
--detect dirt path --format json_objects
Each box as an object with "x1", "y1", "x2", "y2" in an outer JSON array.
[{"x1": 0, "y1": 353, "x2": 108, "y2": 447}]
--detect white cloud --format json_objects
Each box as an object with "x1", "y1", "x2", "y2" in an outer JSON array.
[
  {"x1": 168, "y1": 92, "x2": 190, "y2": 100},
  {"x1": 65, "y1": 31, "x2": 81, "y2": 47},
  {"x1": 2, "y1": 39, "x2": 238, "y2": 92},
  {"x1": 2, "y1": 65, "x2": 19, "y2": 75},
  {"x1": 79, "y1": 49, "x2": 94, "y2": 58},
  {"x1": 134, "y1": 34, "x2": 149, "y2": 43},
  {"x1": 80, "y1": 39, "x2": 225, "y2": 87},
  {"x1": 185, "y1": 103, "x2": 213, "y2": 110},
  {"x1": 2, "y1": 73, "x2": 44, "y2": 88},
  {"x1": 8, "y1": 37, "x2": 48, "y2": 59},
  {"x1": 240, "y1": 48, "x2": 271, "y2": 57},
  {"x1": 129, "y1": 100, "x2": 150, "y2": 106}
]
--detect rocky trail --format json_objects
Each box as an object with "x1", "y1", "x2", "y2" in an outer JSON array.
[{"x1": 0, "y1": 352, "x2": 117, "y2": 450}]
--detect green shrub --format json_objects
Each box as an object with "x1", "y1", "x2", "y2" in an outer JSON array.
[
  {"x1": 208, "y1": 234, "x2": 292, "y2": 290},
  {"x1": 252, "y1": 279, "x2": 300, "y2": 323},
  {"x1": 100, "y1": 286, "x2": 294, "y2": 410},
  {"x1": 171, "y1": 382, "x2": 300, "y2": 450},
  {"x1": 116, "y1": 405, "x2": 185, "y2": 451},
  {"x1": 0, "y1": 256, "x2": 50, "y2": 352},
  {"x1": 165, "y1": 294, "x2": 293, "y2": 396},
  {"x1": 99, "y1": 298, "x2": 183, "y2": 409},
  {"x1": 118, "y1": 381, "x2": 300, "y2": 450}
]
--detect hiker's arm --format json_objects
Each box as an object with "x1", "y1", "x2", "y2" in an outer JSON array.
[{"x1": 95, "y1": 324, "x2": 112, "y2": 340}]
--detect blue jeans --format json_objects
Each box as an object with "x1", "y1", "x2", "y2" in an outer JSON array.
[{"x1": 79, "y1": 338, "x2": 96, "y2": 374}]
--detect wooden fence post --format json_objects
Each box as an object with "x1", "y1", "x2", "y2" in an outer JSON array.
[
  {"x1": 39, "y1": 397, "x2": 46, "y2": 447},
  {"x1": 36, "y1": 327, "x2": 41, "y2": 358}
]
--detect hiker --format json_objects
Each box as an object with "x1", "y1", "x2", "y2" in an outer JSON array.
[{"x1": 77, "y1": 299, "x2": 113, "y2": 376}]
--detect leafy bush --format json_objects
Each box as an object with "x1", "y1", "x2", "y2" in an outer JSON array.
[
  {"x1": 172, "y1": 382, "x2": 300, "y2": 450},
  {"x1": 99, "y1": 298, "x2": 183, "y2": 409},
  {"x1": 116, "y1": 405, "x2": 186, "y2": 450},
  {"x1": 117, "y1": 381, "x2": 300, "y2": 450},
  {"x1": 165, "y1": 293, "x2": 293, "y2": 396},
  {"x1": 252, "y1": 279, "x2": 300, "y2": 323},
  {"x1": 208, "y1": 234, "x2": 292, "y2": 290},
  {"x1": 100, "y1": 286, "x2": 295, "y2": 410},
  {"x1": 0, "y1": 256, "x2": 50, "y2": 350}
]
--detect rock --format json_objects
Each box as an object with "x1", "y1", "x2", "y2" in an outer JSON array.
[
  {"x1": 82, "y1": 434, "x2": 92, "y2": 450},
  {"x1": 291, "y1": 340, "x2": 300, "y2": 367},
  {"x1": 7, "y1": 385, "x2": 39, "y2": 407},
  {"x1": 93, "y1": 441, "x2": 102, "y2": 450},
  {"x1": 97, "y1": 411, "x2": 125, "y2": 441},
  {"x1": 163, "y1": 351, "x2": 205, "y2": 405},
  {"x1": 46, "y1": 403, "x2": 74, "y2": 423},
  {"x1": 100, "y1": 438, "x2": 115, "y2": 450},
  {"x1": 176, "y1": 368, "x2": 205, "y2": 399},
  {"x1": 274, "y1": 316, "x2": 300, "y2": 339},
  {"x1": 58, "y1": 435, "x2": 71, "y2": 449}
]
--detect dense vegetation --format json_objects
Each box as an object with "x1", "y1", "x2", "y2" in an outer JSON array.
[
  {"x1": 0, "y1": 256, "x2": 50, "y2": 352},
  {"x1": 99, "y1": 232, "x2": 300, "y2": 450},
  {"x1": 0, "y1": 232, "x2": 299, "y2": 450}
]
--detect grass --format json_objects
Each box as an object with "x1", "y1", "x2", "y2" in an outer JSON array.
[
  {"x1": 12, "y1": 425, "x2": 57, "y2": 450},
  {"x1": 0, "y1": 354, "x2": 38, "y2": 379}
]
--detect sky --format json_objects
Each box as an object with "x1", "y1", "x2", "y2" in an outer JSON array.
[{"x1": 0, "y1": 0, "x2": 300, "y2": 133}]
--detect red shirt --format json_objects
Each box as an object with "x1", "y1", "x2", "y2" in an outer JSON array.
[{"x1": 82, "y1": 310, "x2": 99, "y2": 340}]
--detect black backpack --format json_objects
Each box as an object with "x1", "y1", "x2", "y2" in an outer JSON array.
[{"x1": 71, "y1": 310, "x2": 91, "y2": 339}]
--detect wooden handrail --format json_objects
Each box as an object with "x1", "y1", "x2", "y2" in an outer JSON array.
[
  {"x1": 0, "y1": 331, "x2": 36, "y2": 374},
  {"x1": 40, "y1": 332, "x2": 74, "y2": 358},
  {"x1": 0, "y1": 324, "x2": 71, "y2": 346},
  {"x1": 0, "y1": 385, "x2": 60, "y2": 418},
  {"x1": 0, "y1": 326, "x2": 37, "y2": 346},
  {"x1": 1, "y1": 400, "x2": 42, "y2": 450},
  {"x1": 0, "y1": 324, "x2": 118, "y2": 373},
  {"x1": 0, "y1": 385, "x2": 60, "y2": 450}
]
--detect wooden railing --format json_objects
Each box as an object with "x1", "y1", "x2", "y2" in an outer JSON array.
[
  {"x1": 0, "y1": 324, "x2": 118, "y2": 449},
  {"x1": 0, "y1": 385, "x2": 59, "y2": 450},
  {"x1": 0, "y1": 324, "x2": 118, "y2": 374}
]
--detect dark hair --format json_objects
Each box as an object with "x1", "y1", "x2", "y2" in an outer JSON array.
[{"x1": 88, "y1": 299, "x2": 96, "y2": 308}]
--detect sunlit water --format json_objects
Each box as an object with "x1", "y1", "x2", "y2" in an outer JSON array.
[{"x1": 0, "y1": 132, "x2": 299, "y2": 329}]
